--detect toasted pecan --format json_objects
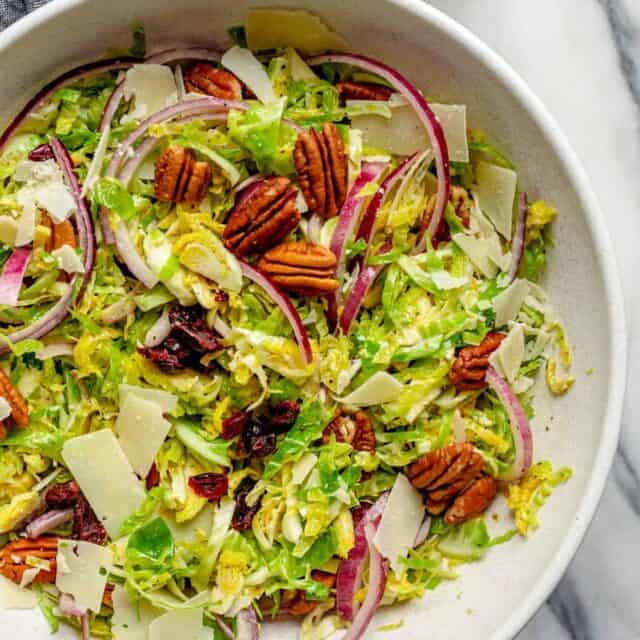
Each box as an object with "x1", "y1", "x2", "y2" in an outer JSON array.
[
  {"x1": 261, "y1": 570, "x2": 336, "y2": 618},
  {"x1": 323, "y1": 409, "x2": 375, "y2": 452},
  {"x1": 223, "y1": 177, "x2": 301, "y2": 257},
  {"x1": 408, "y1": 442, "x2": 496, "y2": 524},
  {"x1": 336, "y1": 81, "x2": 393, "y2": 102},
  {"x1": 154, "y1": 145, "x2": 212, "y2": 205},
  {"x1": 257, "y1": 241, "x2": 338, "y2": 296},
  {"x1": 449, "y1": 332, "x2": 506, "y2": 391},
  {"x1": 0, "y1": 537, "x2": 58, "y2": 585},
  {"x1": 0, "y1": 368, "x2": 29, "y2": 431},
  {"x1": 184, "y1": 63, "x2": 243, "y2": 100},
  {"x1": 294, "y1": 123, "x2": 347, "y2": 219},
  {"x1": 423, "y1": 185, "x2": 472, "y2": 244}
]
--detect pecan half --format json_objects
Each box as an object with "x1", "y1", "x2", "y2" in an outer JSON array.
[
  {"x1": 0, "y1": 368, "x2": 29, "y2": 434},
  {"x1": 408, "y1": 442, "x2": 496, "y2": 524},
  {"x1": 257, "y1": 241, "x2": 338, "y2": 296},
  {"x1": 184, "y1": 63, "x2": 242, "y2": 100},
  {"x1": 261, "y1": 570, "x2": 336, "y2": 618},
  {"x1": 42, "y1": 212, "x2": 76, "y2": 252},
  {"x1": 154, "y1": 146, "x2": 212, "y2": 205},
  {"x1": 223, "y1": 177, "x2": 301, "y2": 257},
  {"x1": 423, "y1": 185, "x2": 472, "y2": 244},
  {"x1": 294, "y1": 123, "x2": 347, "y2": 219},
  {"x1": 336, "y1": 81, "x2": 393, "y2": 102},
  {"x1": 323, "y1": 409, "x2": 375, "y2": 452},
  {"x1": 0, "y1": 537, "x2": 58, "y2": 584},
  {"x1": 449, "y1": 332, "x2": 506, "y2": 391},
  {"x1": 444, "y1": 475, "x2": 498, "y2": 525}
]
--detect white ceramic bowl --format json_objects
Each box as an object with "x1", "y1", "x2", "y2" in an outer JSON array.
[{"x1": 0, "y1": 1, "x2": 626, "y2": 639}]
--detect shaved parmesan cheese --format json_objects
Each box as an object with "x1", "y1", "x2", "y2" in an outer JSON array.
[
  {"x1": 0, "y1": 397, "x2": 11, "y2": 421},
  {"x1": 493, "y1": 279, "x2": 529, "y2": 327},
  {"x1": 373, "y1": 474, "x2": 425, "y2": 575},
  {"x1": 52, "y1": 245, "x2": 84, "y2": 274},
  {"x1": 452, "y1": 233, "x2": 498, "y2": 278},
  {"x1": 56, "y1": 540, "x2": 112, "y2": 612},
  {"x1": 221, "y1": 46, "x2": 276, "y2": 104},
  {"x1": 430, "y1": 270, "x2": 470, "y2": 290},
  {"x1": 287, "y1": 47, "x2": 321, "y2": 83},
  {"x1": 0, "y1": 574, "x2": 37, "y2": 610},
  {"x1": 62, "y1": 429, "x2": 145, "y2": 538},
  {"x1": 112, "y1": 585, "x2": 158, "y2": 640},
  {"x1": 338, "y1": 371, "x2": 403, "y2": 406},
  {"x1": 246, "y1": 9, "x2": 348, "y2": 53},
  {"x1": 122, "y1": 65, "x2": 178, "y2": 123},
  {"x1": 149, "y1": 606, "x2": 203, "y2": 640},
  {"x1": 114, "y1": 394, "x2": 172, "y2": 477},
  {"x1": 351, "y1": 101, "x2": 468, "y2": 159},
  {"x1": 0, "y1": 216, "x2": 17, "y2": 246},
  {"x1": 489, "y1": 325, "x2": 525, "y2": 384},
  {"x1": 19, "y1": 567, "x2": 40, "y2": 588},
  {"x1": 474, "y1": 162, "x2": 517, "y2": 239},
  {"x1": 14, "y1": 159, "x2": 60, "y2": 183},
  {"x1": 118, "y1": 384, "x2": 177, "y2": 415},
  {"x1": 15, "y1": 191, "x2": 36, "y2": 247}
]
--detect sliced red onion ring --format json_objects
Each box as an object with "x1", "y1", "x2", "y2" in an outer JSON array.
[
  {"x1": 114, "y1": 220, "x2": 158, "y2": 289},
  {"x1": 98, "y1": 81, "x2": 127, "y2": 134},
  {"x1": 144, "y1": 307, "x2": 171, "y2": 347},
  {"x1": 0, "y1": 248, "x2": 32, "y2": 306},
  {"x1": 232, "y1": 174, "x2": 263, "y2": 195},
  {"x1": 0, "y1": 58, "x2": 138, "y2": 152},
  {"x1": 214, "y1": 615, "x2": 234, "y2": 640},
  {"x1": 234, "y1": 607, "x2": 259, "y2": 640},
  {"x1": 240, "y1": 261, "x2": 312, "y2": 365},
  {"x1": 26, "y1": 508, "x2": 74, "y2": 538},
  {"x1": 413, "y1": 516, "x2": 432, "y2": 548},
  {"x1": 342, "y1": 523, "x2": 388, "y2": 640},
  {"x1": 336, "y1": 492, "x2": 389, "y2": 621},
  {"x1": 355, "y1": 152, "x2": 419, "y2": 267},
  {"x1": 508, "y1": 192, "x2": 528, "y2": 283},
  {"x1": 308, "y1": 53, "x2": 450, "y2": 251},
  {"x1": 145, "y1": 47, "x2": 222, "y2": 65},
  {"x1": 339, "y1": 241, "x2": 391, "y2": 335},
  {"x1": 59, "y1": 593, "x2": 87, "y2": 618},
  {"x1": 486, "y1": 366, "x2": 533, "y2": 481},
  {"x1": 212, "y1": 316, "x2": 232, "y2": 340},
  {"x1": 80, "y1": 613, "x2": 91, "y2": 640}
]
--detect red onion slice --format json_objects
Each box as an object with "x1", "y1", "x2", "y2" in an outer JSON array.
[
  {"x1": 0, "y1": 248, "x2": 32, "y2": 306},
  {"x1": 114, "y1": 220, "x2": 158, "y2": 289},
  {"x1": 234, "y1": 607, "x2": 259, "y2": 640},
  {"x1": 342, "y1": 523, "x2": 388, "y2": 640},
  {"x1": 59, "y1": 593, "x2": 88, "y2": 618},
  {"x1": 215, "y1": 615, "x2": 234, "y2": 640},
  {"x1": 26, "y1": 508, "x2": 73, "y2": 538},
  {"x1": 336, "y1": 492, "x2": 389, "y2": 621},
  {"x1": 308, "y1": 53, "x2": 450, "y2": 250},
  {"x1": 36, "y1": 341, "x2": 75, "y2": 360},
  {"x1": 0, "y1": 58, "x2": 138, "y2": 152},
  {"x1": 80, "y1": 613, "x2": 91, "y2": 640},
  {"x1": 355, "y1": 152, "x2": 420, "y2": 267},
  {"x1": 144, "y1": 307, "x2": 171, "y2": 347},
  {"x1": 212, "y1": 316, "x2": 232, "y2": 340},
  {"x1": 98, "y1": 81, "x2": 126, "y2": 134},
  {"x1": 145, "y1": 47, "x2": 222, "y2": 65},
  {"x1": 413, "y1": 516, "x2": 432, "y2": 548},
  {"x1": 508, "y1": 192, "x2": 528, "y2": 283},
  {"x1": 486, "y1": 366, "x2": 533, "y2": 481},
  {"x1": 339, "y1": 241, "x2": 391, "y2": 335},
  {"x1": 240, "y1": 261, "x2": 312, "y2": 365}
]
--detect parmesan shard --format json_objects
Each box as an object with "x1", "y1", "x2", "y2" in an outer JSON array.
[
  {"x1": 0, "y1": 574, "x2": 37, "y2": 610},
  {"x1": 373, "y1": 474, "x2": 425, "y2": 575},
  {"x1": 338, "y1": 371, "x2": 403, "y2": 406},
  {"x1": 489, "y1": 325, "x2": 525, "y2": 384},
  {"x1": 62, "y1": 430, "x2": 145, "y2": 538},
  {"x1": 114, "y1": 394, "x2": 172, "y2": 478},
  {"x1": 122, "y1": 65, "x2": 178, "y2": 123},
  {"x1": 493, "y1": 279, "x2": 529, "y2": 327},
  {"x1": 118, "y1": 384, "x2": 177, "y2": 414},
  {"x1": 221, "y1": 46, "x2": 277, "y2": 105},
  {"x1": 52, "y1": 245, "x2": 85, "y2": 274},
  {"x1": 149, "y1": 608, "x2": 203, "y2": 640},
  {"x1": 452, "y1": 233, "x2": 498, "y2": 279},
  {"x1": 55, "y1": 540, "x2": 113, "y2": 613},
  {"x1": 246, "y1": 9, "x2": 348, "y2": 53},
  {"x1": 112, "y1": 585, "x2": 158, "y2": 640},
  {"x1": 474, "y1": 162, "x2": 518, "y2": 239}
]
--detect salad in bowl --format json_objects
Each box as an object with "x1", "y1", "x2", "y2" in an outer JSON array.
[{"x1": 0, "y1": 9, "x2": 574, "y2": 640}]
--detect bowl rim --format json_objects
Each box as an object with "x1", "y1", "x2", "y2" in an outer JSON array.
[{"x1": 0, "y1": 0, "x2": 627, "y2": 638}]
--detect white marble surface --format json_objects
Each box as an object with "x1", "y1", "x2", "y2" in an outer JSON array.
[
  {"x1": 422, "y1": 1, "x2": 640, "y2": 638},
  {"x1": 0, "y1": 0, "x2": 637, "y2": 638}
]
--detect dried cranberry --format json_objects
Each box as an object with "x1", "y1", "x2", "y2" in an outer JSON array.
[
  {"x1": 188, "y1": 473, "x2": 229, "y2": 501},
  {"x1": 146, "y1": 463, "x2": 161, "y2": 490},
  {"x1": 270, "y1": 400, "x2": 300, "y2": 434},
  {"x1": 169, "y1": 305, "x2": 221, "y2": 352},
  {"x1": 242, "y1": 418, "x2": 277, "y2": 458},
  {"x1": 214, "y1": 290, "x2": 229, "y2": 303},
  {"x1": 73, "y1": 494, "x2": 107, "y2": 545},
  {"x1": 231, "y1": 477, "x2": 261, "y2": 531},
  {"x1": 221, "y1": 410, "x2": 249, "y2": 440},
  {"x1": 28, "y1": 143, "x2": 54, "y2": 161},
  {"x1": 46, "y1": 481, "x2": 80, "y2": 508}
]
